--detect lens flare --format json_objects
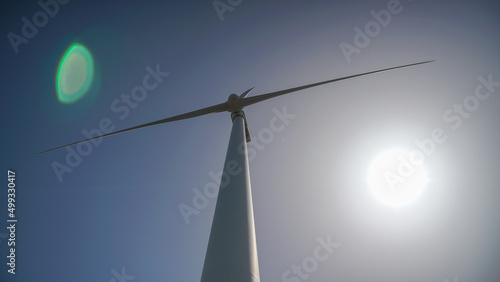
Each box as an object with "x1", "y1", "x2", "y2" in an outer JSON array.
[{"x1": 56, "y1": 43, "x2": 94, "y2": 104}]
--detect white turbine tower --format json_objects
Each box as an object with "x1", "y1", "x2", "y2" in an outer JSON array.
[{"x1": 40, "y1": 60, "x2": 434, "y2": 282}]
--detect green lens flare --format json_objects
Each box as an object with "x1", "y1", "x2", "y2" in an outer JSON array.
[{"x1": 56, "y1": 43, "x2": 94, "y2": 104}]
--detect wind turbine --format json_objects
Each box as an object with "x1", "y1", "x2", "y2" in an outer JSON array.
[{"x1": 40, "y1": 60, "x2": 434, "y2": 281}]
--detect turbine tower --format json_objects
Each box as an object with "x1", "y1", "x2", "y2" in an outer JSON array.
[{"x1": 40, "y1": 60, "x2": 434, "y2": 281}]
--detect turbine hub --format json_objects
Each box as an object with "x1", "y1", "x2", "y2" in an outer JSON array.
[{"x1": 226, "y1": 93, "x2": 242, "y2": 113}]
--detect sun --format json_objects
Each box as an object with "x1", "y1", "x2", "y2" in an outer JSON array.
[{"x1": 368, "y1": 148, "x2": 427, "y2": 207}]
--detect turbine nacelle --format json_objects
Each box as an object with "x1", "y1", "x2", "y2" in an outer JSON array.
[
  {"x1": 226, "y1": 93, "x2": 242, "y2": 113},
  {"x1": 227, "y1": 90, "x2": 254, "y2": 142},
  {"x1": 226, "y1": 87, "x2": 255, "y2": 113}
]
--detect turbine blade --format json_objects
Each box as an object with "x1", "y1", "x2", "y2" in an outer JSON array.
[
  {"x1": 39, "y1": 102, "x2": 228, "y2": 154},
  {"x1": 240, "y1": 60, "x2": 435, "y2": 108},
  {"x1": 239, "y1": 87, "x2": 255, "y2": 99}
]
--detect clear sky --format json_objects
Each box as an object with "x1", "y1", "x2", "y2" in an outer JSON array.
[{"x1": 1, "y1": 0, "x2": 500, "y2": 281}]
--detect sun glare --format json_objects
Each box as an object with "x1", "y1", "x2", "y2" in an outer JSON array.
[{"x1": 368, "y1": 148, "x2": 427, "y2": 207}]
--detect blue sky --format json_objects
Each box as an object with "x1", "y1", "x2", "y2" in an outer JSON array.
[{"x1": 1, "y1": 0, "x2": 500, "y2": 281}]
